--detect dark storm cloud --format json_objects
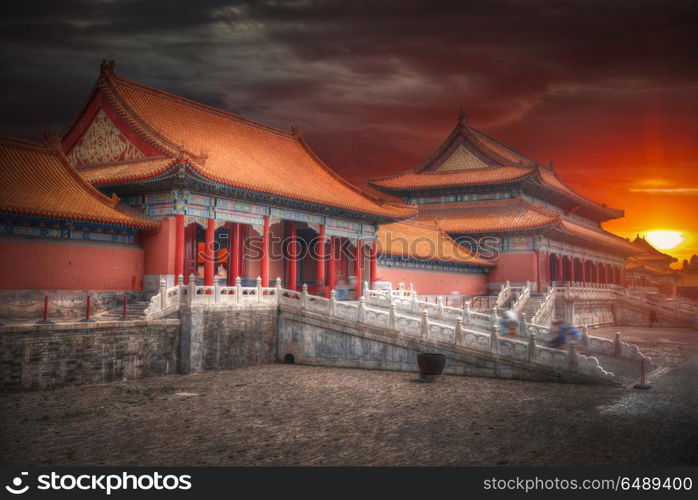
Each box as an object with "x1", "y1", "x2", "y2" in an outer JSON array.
[{"x1": 0, "y1": 0, "x2": 696, "y2": 185}]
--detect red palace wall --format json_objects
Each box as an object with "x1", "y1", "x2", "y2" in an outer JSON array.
[
  {"x1": 140, "y1": 216, "x2": 176, "y2": 277},
  {"x1": 0, "y1": 238, "x2": 145, "y2": 290},
  {"x1": 486, "y1": 251, "x2": 538, "y2": 285},
  {"x1": 377, "y1": 266, "x2": 487, "y2": 296}
]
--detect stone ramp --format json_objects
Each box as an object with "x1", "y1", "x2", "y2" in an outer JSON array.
[
  {"x1": 278, "y1": 306, "x2": 620, "y2": 385},
  {"x1": 584, "y1": 352, "x2": 657, "y2": 386}
]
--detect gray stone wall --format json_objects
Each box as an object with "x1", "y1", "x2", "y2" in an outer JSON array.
[
  {"x1": 179, "y1": 305, "x2": 278, "y2": 373},
  {"x1": 0, "y1": 290, "x2": 146, "y2": 321},
  {"x1": 278, "y1": 309, "x2": 567, "y2": 383},
  {"x1": 0, "y1": 320, "x2": 180, "y2": 390}
]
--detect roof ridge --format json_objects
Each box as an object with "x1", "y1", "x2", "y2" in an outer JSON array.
[
  {"x1": 45, "y1": 135, "x2": 126, "y2": 209},
  {"x1": 292, "y1": 132, "x2": 417, "y2": 216},
  {"x1": 0, "y1": 135, "x2": 157, "y2": 229},
  {"x1": 76, "y1": 155, "x2": 175, "y2": 171},
  {"x1": 0, "y1": 135, "x2": 50, "y2": 151},
  {"x1": 109, "y1": 72, "x2": 295, "y2": 140},
  {"x1": 535, "y1": 166, "x2": 624, "y2": 217}
]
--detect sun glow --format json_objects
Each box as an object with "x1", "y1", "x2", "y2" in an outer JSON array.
[{"x1": 644, "y1": 230, "x2": 684, "y2": 250}]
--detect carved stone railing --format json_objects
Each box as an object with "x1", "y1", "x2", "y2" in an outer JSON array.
[
  {"x1": 510, "y1": 281, "x2": 532, "y2": 313},
  {"x1": 144, "y1": 276, "x2": 657, "y2": 383},
  {"x1": 556, "y1": 283, "x2": 696, "y2": 319},
  {"x1": 531, "y1": 286, "x2": 556, "y2": 325},
  {"x1": 495, "y1": 281, "x2": 512, "y2": 308}
]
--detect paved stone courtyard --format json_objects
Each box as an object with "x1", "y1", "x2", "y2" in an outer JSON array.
[{"x1": 1, "y1": 326, "x2": 696, "y2": 466}]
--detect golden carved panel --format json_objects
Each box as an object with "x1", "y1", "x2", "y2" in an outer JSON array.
[
  {"x1": 68, "y1": 109, "x2": 145, "y2": 166},
  {"x1": 436, "y1": 144, "x2": 488, "y2": 171}
]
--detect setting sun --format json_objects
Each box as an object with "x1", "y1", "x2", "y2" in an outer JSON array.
[{"x1": 644, "y1": 230, "x2": 684, "y2": 250}]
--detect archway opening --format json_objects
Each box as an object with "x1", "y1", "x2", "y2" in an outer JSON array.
[{"x1": 283, "y1": 353, "x2": 295, "y2": 364}]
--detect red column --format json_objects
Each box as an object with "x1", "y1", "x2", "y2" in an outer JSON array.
[
  {"x1": 204, "y1": 217, "x2": 215, "y2": 286},
  {"x1": 556, "y1": 254, "x2": 563, "y2": 283},
  {"x1": 568, "y1": 257, "x2": 575, "y2": 282},
  {"x1": 287, "y1": 221, "x2": 297, "y2": 291},
  {"x1": 327, "y1": 237, "x2": 336, "y2": 296},
  {"x1": 535, "y1": 249, "x2": 542, "y2": 293},
  {"x1": 355, "y1": 240, "x2": 363, "y2": 286},
  {"x1": 229, "y1": 222, "x2": 240, "y2": 285},
  {"x1": 580, "y1": 258, "x2": 586, "y2": 282},
  {"x1": 174, "y1": 214, "x2": 185, "y2": 280},
  {"x1": 315, "y1": 224, "x2": 326, "y2": 295},
  {"x1": 261, "y1": 215, "x2": 270, "y2": 287},
  {"x1": 370, "y1": 241, "x2": 378, "y2": 288}
]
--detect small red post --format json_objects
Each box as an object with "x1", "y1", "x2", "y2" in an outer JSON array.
[
  {"x1": 122, "y1": 294, "x2": 128, "y2": 320},
  {"x1": 633, "y1": 357, "x2": 651, "y2": 390},
  {"x1": 37, "y1": 294, "x2": 53, "y2": 324},
  {"x1": 81, "y1": 294, "x2": 95, "y2": 322},
  {"x1": 445, "y1": 297, "x2": 449, "y2": 306}
]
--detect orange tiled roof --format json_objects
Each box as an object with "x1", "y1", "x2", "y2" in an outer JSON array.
[
  {"x1": 369, "y1": 165, "x2": 534, "y2": 191},
  {"x1": 630, "y1": 236, "x2": 677, "y2": 262},
  {"x1": 535, "y1": 168, "x2": 623, "y2": 219},
  {"x1": 66, "y1": 63, "x2": 415, "y2": 220},
  {"x1": 80, "y1": 157, "x2": 177, "y2": 185},
  {"x1": 626, "y1": 257, "x2": 674, "y2": 276},
  {"x1": 414, "y1": 198, "x2": 558, "y2": 233},
  {"x1": 411, "y1": 196, "x2": 638, "y2": 254},
  {"x1": 0, "y1": 136, "x2": 157, "y2": 229},
  {"x1": 368, "y1": 116, "x2": 623, "y2": 220},
  {"x1": 556, "y1": 219, "x2": 639, "y2": 254},
  {"x1": 376, "y1": 220, "x2": 491, "y2": 266}
]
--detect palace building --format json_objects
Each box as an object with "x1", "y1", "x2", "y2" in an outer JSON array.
[
  {"x1": 625, "y1": 235, "x2": 677, "y2": 294},
  {"x1": 0, "y1": 61, "x2": 645, "y2": 301},
  {"x1": 369, "y1": 112, "x2": 640, "y2": 294}
]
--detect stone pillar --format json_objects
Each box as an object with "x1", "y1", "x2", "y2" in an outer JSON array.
[
  {"x1": 287, "y1": 221, "x2": 298, "y2": 291},
  {"x1": 421, "y1": 309, "x2": 429, "y2": 338},
  {"x1": 204, "y1": 217, "x2": 215, "y2": 287},
  {"x1": 369, "y1": 241, "x2": 378, "y2": 289},
  {"x1": 261, "y1": 215, "x2": 270, "y2": 287},
  {"x1": 175, "y1": 214, "x2": 185, "y2": 280},
  {"x1": 327, "y1": 236, "x2": 336, "y2": 296},
  {"x1": 527, "y1": 333, "x2": 537, "y2": 363},
  {"x1": 316, "y1": 224, "x2": 326, "y2": 296},
  {"x1": 568, "y1": 342, "x2": 577, "y2": 372},
  {"x1": 614, "y1": 332, "x2": 622, "y2": 357},
  {"x1": 455, "y1": 317, "x2": 464, "y2": 345}
]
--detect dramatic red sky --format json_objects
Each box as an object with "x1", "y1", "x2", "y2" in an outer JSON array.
[{"x1": 1, "y1": 1, "x2": 696, "y2": 264}]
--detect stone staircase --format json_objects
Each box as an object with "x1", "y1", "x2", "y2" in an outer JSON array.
[
  {"x1": 97, "y1": 300, "x2": 150, "y2": 321},
  {"x1": 519, "y1": 295, "x2": 545, "y2": 323}
]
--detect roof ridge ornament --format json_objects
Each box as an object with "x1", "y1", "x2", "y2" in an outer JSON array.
[
  {"x1": 458, "y1": 109, "x2": 468, "y2": 127},
  {"x1": 290, "y1": 123, "x2": 301, "y2": 137},
  {"x1": 100, "y1": 59, "x2": 116, "y2": 76}
]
